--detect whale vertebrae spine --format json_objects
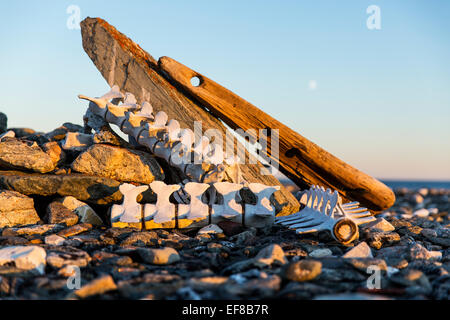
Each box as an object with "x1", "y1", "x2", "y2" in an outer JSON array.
[
  {"x1": 78, "y1": 85, "x2": 240, "y2": 184},
  {"x1": 112, "y1": 181, "x2": 280, "y2": 229}
]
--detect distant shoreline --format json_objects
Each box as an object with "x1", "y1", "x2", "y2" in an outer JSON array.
[
  {"x1": 380, "y1": 180, "x2": 450, "y2": 190},
  {"x1": 277, "y1": 178, "x2": 450, "y2": 191}
]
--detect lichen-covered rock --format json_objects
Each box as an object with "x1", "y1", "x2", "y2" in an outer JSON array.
[
  {"x1": 44, "y1": 202, "x2": 79, "y2": 227},
  {"x1": 0, "y1": 170, "x2": 123, "y2": 205},
  {"x1": 0, "y1": 138, "x2": 56, "y2": 173},
  {"x1": 72, "y1": 144, "x2": 164, "y2": 184},
  {"x1": 282, "y1": 260, "x2": 322, "y2": 282},
  {"x1": 0, "y1": 190, "x2": 40, "y2": 228}
]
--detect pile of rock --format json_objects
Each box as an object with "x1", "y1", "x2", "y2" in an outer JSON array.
[{"x1": 0, "y1": 111, "x2": 164, "y2": 225}]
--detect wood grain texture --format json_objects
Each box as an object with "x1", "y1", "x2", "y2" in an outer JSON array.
[
  {"x1": 159, "y1": 57, "x2": 395, "y2": 212},
  {"x1": 79, "y1": 17, "x2": 299, "y2": 216}
]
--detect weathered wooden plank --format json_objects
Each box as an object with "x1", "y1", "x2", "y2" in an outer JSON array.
[
  {"x1": 79, "y1": 17, "x2": 299, "y2": 216},
  {"x1": 159, "y1": 57, "x2": 395, "y2": 212}
]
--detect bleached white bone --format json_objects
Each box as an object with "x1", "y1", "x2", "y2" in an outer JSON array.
[
  {"x1": 244, "y1": 183, "x2": 279, "y2": 228},
  {"x1": 141, "y1": 111, "x2": 169, "y2": 154},
  {"x1": 134, "y1": 101, "x2": 154, "y2": 119},
  {"x1": 111, "y1": 184, "x2": 148, "y2": 223},
  {"x1": 105, "y1": 104, "x2": 136, "y2": 128},
  {"x1": 178, "y1": 182, "x2": 210, "y2": 222},
  {"x1": 144, "y1": 181, "x2": 180, "y2": 224},
  {"x1": 121, "y1": 92, "x2": 138, "y2": 108},
  {"x1": 211, "y1": 182, "x2": 243, "y2": 223},
  {"x1": 121, "y1": 112, "x2": 146, "y2": 137},
  {"x1": 78, "y1": 85, "x2": 124, "y2": 118},
  {"x1": 204, "y1": 143, "x2": 224, "y2": 165},
  {"x1": 166, "y1": 119, "x2": 181, "y2": 142},
  {"x1": 192, "y1": 136, "x2": 211, "y2": 161},
  {"x1": 276, "y1": 185, "x2": 375, "y2": 244},
  {"x1": 179, "y1": 128, "x2": 195, "y2": 148},
  {"x1": 79, "y1": 86, "x2": 240, "y2": 183}
]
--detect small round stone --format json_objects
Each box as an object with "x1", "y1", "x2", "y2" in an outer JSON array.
[{"x1": 283, "y1": 260, "x2": 322, "y2": 282}]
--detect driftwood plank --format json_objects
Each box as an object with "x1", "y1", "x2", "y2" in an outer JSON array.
[
  {"x1": 159, "y1": 57, "x2": 395, "y2": 212},
  {"x1": 79, "y1": 17, "x2": 299, "y2": 216}
]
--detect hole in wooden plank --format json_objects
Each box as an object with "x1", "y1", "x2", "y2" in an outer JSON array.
[{"x1": 190, "y1": 76, "x2": 201, "y2": 87}]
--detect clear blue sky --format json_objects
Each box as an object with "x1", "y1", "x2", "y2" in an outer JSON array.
[{"x1": 0, "y1": 1, "x2": 449, "y2": 180}]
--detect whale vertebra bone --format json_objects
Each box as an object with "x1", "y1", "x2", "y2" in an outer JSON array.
[
  {"x1": 79, "y1": 86, "x2": 240, "y2": 184},
  {"x1": 112, "y1": 181, "x2": 280, "y2": 230},
  {"x1": 275, "y1": 185, "x2": 376, "y2": 244}
]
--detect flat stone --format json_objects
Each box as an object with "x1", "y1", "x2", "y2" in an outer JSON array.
[
  {"x1": 408, "y1": 243, "x2": 442, "y2": 261},
  {"x1": 120, "y1": 231, "x2": 158, "y2": 247},
  {"x1": 365, "y1": 231, "x2": 401, "y2": 249},
  {"x1": 46, "y1": 247, "x2": 91, "y2": 268},
  {"x1": 0, "y1": 170, "x2": 123, "y2": 205},
  {"x1": 0, "y1": 190, "x2": 40, "y2": 227},
  {"x1": 44, "y1": 234, "x2": 66, "y2": 246},
  {"x1": 421, "y1": 228, "x2": 437, "y2": 239},
  {"x1": 72, "y1": 144, "x2": 164, "y2": 184},
  {"x1": 0, "y1": 246, "x2": 46, "y2": 275},
  {"x1": 57, "y1": 223, "x2": 93, "y2": 238},
  {"x1": 345, "y1": 258, "x2": 388, "y2": 272},
  {"x1": 343, "y1": 242, "x2": 373, "y2": 259},
  {"x1": 45, "y1": 202, "x2": 79, "y2": 226},
  {"x1": 376, "y1": 245, "x2": 408, "y2": 260},
  {"x1": 2, "y1": 224, "x2": 63, "y2": 237},
  {"x1": 282, "y1": 260, "x2": 322, "y2": 282},
  {"x1": 224, "y1": 274, "x2": 281, "y2": 298},
  {"x1": 57, "y1": 196, "x2": 103, "y2": 225},
  {"x1": 0, "y1": 138, "x2": 55, "y2": 173},
  {"x1": 413, "y1": 209, "x2": 430, "y2": 218},
  {"x1": 253, "y1": 244, "x2": 287, "y2": 267},
  {"x1": 10, "y1": 128, "x2": 37, "y2": 138},
  {"x1": 137, "y1": 247, "x2": 180, "y2": 265},
  {"x1": 188, "y1": 276, "x2": 228, "y2": 291},
  {"x1": 363, "y1": 218, "x2": 395, "y2": 232},
  {"x1": 198, "y1": 224, "x2": 224, "y2": 235},
  {"x1": 73, "y1": 275, "x2": 117, "y2": 299},
  {"x1": 309, "y1": 248, "x2": 333, "y2": 258}
]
